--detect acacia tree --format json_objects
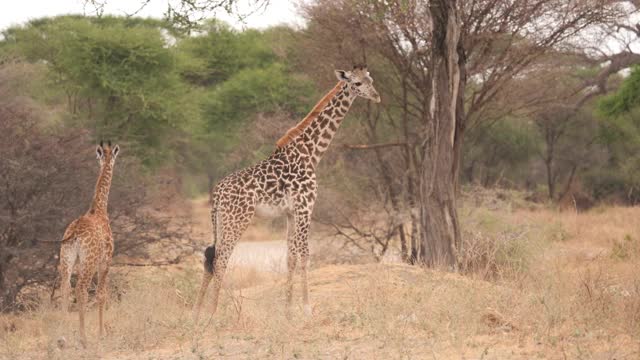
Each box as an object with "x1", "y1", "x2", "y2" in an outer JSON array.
[
  {"x1": 425, "y1": 0, "x2": 628, "y2": 266},
  {"x1": 83, "y1": 0, "x2": 270, "y2": 29},
  {"x1": 300, "y1": 0, "x2": 625, "y2": 266},
  {"x1": 592, "y1": 65, "x2": 640, "y2": 203},
  {"x1": 3, "y1": 16, "x2": 203, "y2": 167}
]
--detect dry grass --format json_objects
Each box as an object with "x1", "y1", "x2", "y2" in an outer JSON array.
[{"x1": 2, "y1": 197, "x2": 640, "y2": 359}]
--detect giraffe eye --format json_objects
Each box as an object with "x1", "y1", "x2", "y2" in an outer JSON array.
[{"x1": 354, "y1": 82, "x2": 362, "y2": 86}]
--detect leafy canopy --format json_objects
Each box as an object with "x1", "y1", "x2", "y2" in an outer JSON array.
[
  {"x1": 4, "y1": 16, "x2": 197, "y2": 166},
  {"x1": 599, "y1": 65, "x2": 640, "y2": 117}
]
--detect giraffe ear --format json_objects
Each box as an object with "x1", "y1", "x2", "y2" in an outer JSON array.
[
  {"x1": 112, "y1": 145, "x2": 120, "y2": 158},
  {"x1": 335, "y1": 70, "x2": 350, "y2": 82},
  {"x1": 96, "y1": 145, "x2": 104, "y2": 159}
]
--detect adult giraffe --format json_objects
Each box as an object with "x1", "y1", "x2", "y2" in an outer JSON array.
[{"x1": 193, "y1": 65, "x2": 380, "y2": 320}]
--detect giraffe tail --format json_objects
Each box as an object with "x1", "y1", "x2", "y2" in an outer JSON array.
[
  {"x1": 61, "y1": 219, "x2": 79, "y2": 242},
  {"x1": 204, "y1": 191, "x2": 219, "y2": 274},
  {"x1": 204, "y1": 245, "x2": 216, "y2": 273}
]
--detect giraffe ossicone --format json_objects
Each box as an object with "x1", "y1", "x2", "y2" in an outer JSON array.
[
  {"x1": 193, "y1": 65, "x2": 380, "y2": 321},
  {"x1": 56, "y1": 141, "x2": 119, "y2": 347}
]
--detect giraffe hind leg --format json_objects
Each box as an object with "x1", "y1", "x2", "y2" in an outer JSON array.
[
  {"x1": 194, "y1": 210, "x2": 254, "y2": 322},
  {"x1": 207, "y1": 236, "x2": 239, "y2": 317},
  {"x1": 58, "y1": 240, "x2": 77, "y2": 312},
  {"x1": 96, "y1": 261, "x2": 110, "y2": 338},
  {"x1": 196, "y1": 239, "x2": 242, "y2": 321},
  {"x1": 75, "y1": 261, "x2": 94, "y2": 348},
  {"x1": 192, "y1": 245, "x2": 215, "y2": 322},
  {"x1": 289, "y1": 209, "x2": 312, "y2": 317}
]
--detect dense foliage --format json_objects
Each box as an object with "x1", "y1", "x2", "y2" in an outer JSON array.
[
  {"x1": 1, "y1": 16, "x2": 314, "y2": 176},
  {"x1": 595, "y1": 67, "x2": 640, "y2": 203},
  {"x1": 0, "y1": 15, "x2": 313, "y2": 310}
]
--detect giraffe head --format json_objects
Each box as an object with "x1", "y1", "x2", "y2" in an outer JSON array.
[
  {"x1": 96, "y1": 140, "x2": 120, "y2": 167},
  {"x1": 335, "y1": 65, "x2": 381, "y2": 103}
]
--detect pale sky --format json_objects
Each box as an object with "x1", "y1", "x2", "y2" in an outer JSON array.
[
  {"x1": 0, "y1": 0, "x2": 303, "y2": 31},
  {"x1": 1, "y1": 1, "x2": 637, "y2": 58}
]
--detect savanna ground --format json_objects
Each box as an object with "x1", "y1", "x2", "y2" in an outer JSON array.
[{"x1": 1, "y1": 190, "x2": 639, "y2": 359}]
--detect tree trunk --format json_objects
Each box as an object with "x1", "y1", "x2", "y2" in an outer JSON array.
[
  {"x1": 558, "y1": 163, "x2": 578, "y2": 201},
  {"x1": 545, "y1": 156, "x2": 555, "y2": 200},
  {"x1": 543, "y1": 123, "x2": 556, "y2": 200},
  {"x1": 419, "y1": 0, "x2": 465, "y2": 268},
  {"x1": 408, "y1": 174, "x2": 421, "y2": 264},
  {"x1": 399, "y1": 75, "x2": 422, "y2": 265}
]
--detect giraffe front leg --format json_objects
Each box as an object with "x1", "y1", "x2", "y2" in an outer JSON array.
[
  {"x1": 285, "y1": 249, "x2": 298, "y2": 318},
  {"x1": 300, "y1": 248, "x2": 312, "y2": 317},
  {"x1": 285, "y1": 212, "x2": 297, "y2": 317},
  {"x1": 290, "y1": 210, "x2": 312, "y2": 317}
]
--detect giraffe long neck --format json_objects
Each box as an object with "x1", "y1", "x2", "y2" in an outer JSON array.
[
  {"x1": 89, "y1": 162, "x2": 114, "y2": 216},
  {"x1": 294, "y1": 82, "x2": 356, "y2": 167}
]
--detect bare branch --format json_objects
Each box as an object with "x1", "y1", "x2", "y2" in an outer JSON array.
[{"x1": 342, "y1": 142, "x2": 408, "y2": 150}]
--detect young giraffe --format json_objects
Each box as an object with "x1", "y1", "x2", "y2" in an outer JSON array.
[
  {"x1": 57, "y1": 141, "x2": 119, "y2": 346},
  {"x1": 193, "y1": 65, "x2": 380, "y2": 320}
]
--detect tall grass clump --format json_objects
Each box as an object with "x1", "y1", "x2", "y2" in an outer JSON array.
[{"x1": 458, "y1": 204, "x2": 557, "y2": 281}]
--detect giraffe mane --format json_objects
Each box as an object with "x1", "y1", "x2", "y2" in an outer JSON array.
[{"x1": 276, "y1": 81, "x2": 345, "y2": 148}]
